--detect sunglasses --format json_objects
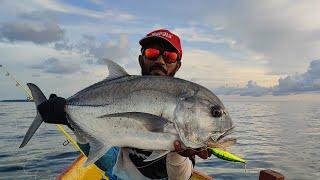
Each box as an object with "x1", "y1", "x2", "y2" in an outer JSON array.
[{"x1": 144, "y1": 48, "x2": 179, "y2": 63}]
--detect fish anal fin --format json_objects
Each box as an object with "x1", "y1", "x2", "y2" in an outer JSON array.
[
  {"x1": 83, "y1": 133, "x2": 111, "y2": 167},
  {"x1": 143, "y1": 150, "x2": 170, "y2": 162},
  {"x1": 67, "y1": 117, "x2": 112, "y2": 167}
]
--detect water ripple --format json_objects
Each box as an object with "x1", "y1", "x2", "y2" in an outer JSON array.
[{"x1": 1, "y1": 99, "x2": 320, "y2": 179}]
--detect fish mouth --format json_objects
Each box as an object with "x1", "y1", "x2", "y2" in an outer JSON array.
[
  {"x1": 204, "y1": 126, "x2": 235, "y2": 149},
  {"x1": 212, "y1": 126, "x2": 235, "y2": 142}
]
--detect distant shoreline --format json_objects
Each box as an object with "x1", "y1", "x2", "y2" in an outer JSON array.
[{"x1": 0, "y1": 99, "x2": 34, "y2": 102}]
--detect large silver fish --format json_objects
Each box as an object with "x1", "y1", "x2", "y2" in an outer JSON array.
[{"x1": 19, "y1": 60, "x2": 234, "y2": 166}]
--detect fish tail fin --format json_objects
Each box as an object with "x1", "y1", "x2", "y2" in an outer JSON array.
[{"x1": 19, "y1": 83, "x2": 47, "y2": 148}]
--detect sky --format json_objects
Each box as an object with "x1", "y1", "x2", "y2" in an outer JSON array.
[{"x1": 1, "y1": 0, "x2": 320, "y2": 99}]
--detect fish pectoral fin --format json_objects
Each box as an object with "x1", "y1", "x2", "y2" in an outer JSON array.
[
  {"x1": 143, "y1": 150, "x2": 170, "y2": 162},
  {"x1": 99, "y1": 112, "x2": 170, "y2": 132}
]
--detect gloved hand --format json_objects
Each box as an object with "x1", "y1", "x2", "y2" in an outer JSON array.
[
  {"x1": 173, "y1": 140, "x2": 212, "y2": 159},
  {"x1": 37, "y1": 94, "x2": 70, "y2": 127}
]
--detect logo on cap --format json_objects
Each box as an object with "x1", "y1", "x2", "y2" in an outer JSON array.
[{"x1": 150, "y1": 31, "x2": 173, "y2": 39}]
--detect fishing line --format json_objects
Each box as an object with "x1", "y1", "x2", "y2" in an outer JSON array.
[
  {"x1": 135, "y1": 154, "x2": 167, "y2": 169},
  {"x1": 0, "y1": 65, "x2": 85, "y2": 154},
  {"x1": 244, "y1": 164, "x2": 247, "y2": 173},
  {"x1": 127, "y1": 148, "x2": 168, "y2": 169},
  {"x1": 0, "y1": 65, "x2": 104, "y2": 178},
  {"x1": 0, "y1": 65, "x2": 32, "y2": 99}
]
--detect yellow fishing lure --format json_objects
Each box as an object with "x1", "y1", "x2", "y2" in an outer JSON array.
[{"x1": 208, "y1": 148, "x2": 246, "y2": 164}]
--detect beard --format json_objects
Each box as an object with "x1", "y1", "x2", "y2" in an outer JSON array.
[
  {"x1": 150, "y1": 65, "x2": 167, "y2": 75},
  {"x1": 141, "y1": 65, "x2": 176, "y2": 77}
]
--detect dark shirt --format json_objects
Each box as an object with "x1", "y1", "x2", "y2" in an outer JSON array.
[
  {"x1": 129, "y1": 149, "x2": 168, "y2": 179},
  {"x1": 129, "y1": 148, "x2": 195, "y2": 179}
]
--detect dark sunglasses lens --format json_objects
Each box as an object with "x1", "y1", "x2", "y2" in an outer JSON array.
[
  {"x1": 163, "y1": 51, "x2": 178, "y2": 63},
  {"x1": 145, "y1": 48, "x2": 160, "y2": 59}
]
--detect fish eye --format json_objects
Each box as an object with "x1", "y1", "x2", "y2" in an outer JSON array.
[{"x1": 211, "y1": 105, "x2": 222, "y2": 117}]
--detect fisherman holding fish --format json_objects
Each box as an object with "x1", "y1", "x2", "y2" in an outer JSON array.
[{"x1": 34, "y1": 29, "x2": 214, "y2": 179}]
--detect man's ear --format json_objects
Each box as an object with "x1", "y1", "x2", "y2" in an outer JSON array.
[
  {"x1": 175, "y1": 61, "x2": 181, "y2": 72},
  {"x1": 138, "y1": 55, "x2": 143, "y2": 67}
]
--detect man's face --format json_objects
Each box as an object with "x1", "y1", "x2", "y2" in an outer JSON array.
[{"x1": 139, "y1": 40, "x2": 181, "y2": 77}]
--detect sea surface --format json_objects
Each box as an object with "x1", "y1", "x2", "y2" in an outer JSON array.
[{"x1": 0, "y1": 94, "x2": 319, "y2": 180}]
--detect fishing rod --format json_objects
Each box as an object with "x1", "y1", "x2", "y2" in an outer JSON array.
[
  {"x1": 0, "y1": 64, "x2": 32, "y2": 100},
  {"x1": 1, "y1": 64, "x2": 108, "y2": 178},
  {"x1": 0, "y1": 64, "x2": 85, "y2": 154}
]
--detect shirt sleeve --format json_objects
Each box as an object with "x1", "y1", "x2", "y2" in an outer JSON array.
[{"x1": 166, "y1": 152, "x2": 193, "y2": 180}]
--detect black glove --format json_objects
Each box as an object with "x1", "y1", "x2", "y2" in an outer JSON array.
[{"x1": 37, "y1": 94, "x2": 71, "y2": 128}]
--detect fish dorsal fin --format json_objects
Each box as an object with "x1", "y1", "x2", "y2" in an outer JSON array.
[
  {"x1": 105, "y1": 60, "x2": 129, "y2": 80},
  {"x1": 144, "y1": 150, "x2": 170, "y2": 162}
]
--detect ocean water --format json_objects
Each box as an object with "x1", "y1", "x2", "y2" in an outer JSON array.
[{"x1": 0, "y1": 94, "x2": 319, "y2": 180}]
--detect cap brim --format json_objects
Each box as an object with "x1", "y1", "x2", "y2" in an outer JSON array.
[{"x1": 139, "y1": 36, "x2": 180, "y2": 54}]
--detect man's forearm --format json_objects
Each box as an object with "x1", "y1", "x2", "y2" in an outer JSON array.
[{"x1": 166, "y1": 152, "x2": 193, "y2": 180}]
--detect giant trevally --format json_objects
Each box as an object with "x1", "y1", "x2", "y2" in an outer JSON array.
[{"x1": 19, "y1": 60, "x2": 234, "y2": 166}]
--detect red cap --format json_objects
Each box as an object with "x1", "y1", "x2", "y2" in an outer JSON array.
[{"x1": 139, "y1": 29, "x2": 182, "y2": 59}]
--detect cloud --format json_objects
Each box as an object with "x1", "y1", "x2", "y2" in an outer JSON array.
[
  {"x1": 215, "y1": 80, "x2": 271, "y2": 97},
  {"x1": 66, "y1": 34, "x2": 132, "y2": 64},
  {"x1": 30, "y1": 0, "x2": 135, "y2": 21},
  {"x1": 173, "y1": 27, "x2": 236, "y2": 47},
  {"x1": 273, "y1": 60, "x2": 320, "y2": 95},
  {"x1": 17, "y1": 10, "x2": 57, "y2": 22},
  {"x1": 91, "y1": 35, "x2": 130, "y2": 64},
  {"x1": 177, "y1": 48, "x2": 278, "y2": 89},
  {"x1": 0, "y1": 21, "x2": 64, "y2": 44},
  {"x1": 90, "y1": 0, "x2": 104, "y2": 5},
  {"x1": 215, "y1": 60, "x2": 320, "y2": 96},
  {"x1": 54, "y1": 40, "x2": 73, "y2": 51},
  {"x1": 204, "y1": 1, "x2": 320, "y2": 75},
  {"x1": 32, "y1": 74, "x2": 40, "y2": 77},
  {"x1": 30, "y1": 57, "x2": 81, "y2": 74}
]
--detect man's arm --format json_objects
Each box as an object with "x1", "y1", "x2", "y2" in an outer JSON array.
[
  {"x1": 166, "y1": 152, "x2": 193, "y2": 180},
  {"x1": 167, "y1": 140, "x2": 212, "y2": 180}
]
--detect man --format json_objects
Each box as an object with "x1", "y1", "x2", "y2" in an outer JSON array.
[{"x1": 38, "y1": 29, "x2": 211, "y2": 179}]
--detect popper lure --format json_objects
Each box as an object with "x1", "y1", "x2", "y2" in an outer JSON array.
[{"x1": 208, "y1": 147, "x2": 246, "y2": 164}]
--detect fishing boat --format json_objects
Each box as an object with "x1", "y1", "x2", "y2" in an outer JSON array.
[
  {"x1": 56, "y1": 155, "x2": 285, "y2": 180},
  {"x1": 57, "y1": 154, "x2": 213, "y2": 180}
]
